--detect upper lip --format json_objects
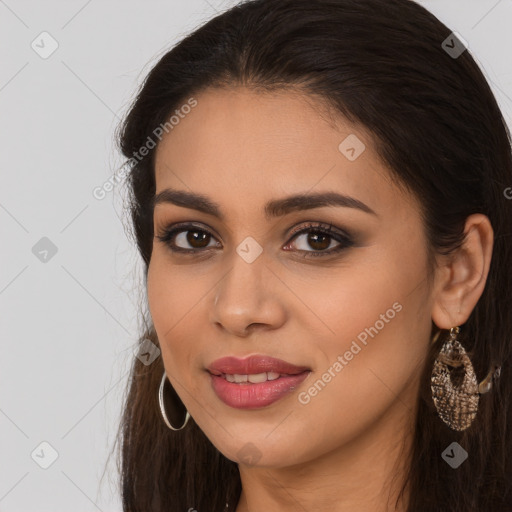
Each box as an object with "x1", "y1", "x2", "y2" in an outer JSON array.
[{"x1": 207, "y1": 355, "x2": 311, "y2": 376}]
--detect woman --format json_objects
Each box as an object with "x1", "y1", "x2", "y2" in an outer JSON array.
[{"x1": 112, "y1": 0, "x2": 512, "y2": 510}]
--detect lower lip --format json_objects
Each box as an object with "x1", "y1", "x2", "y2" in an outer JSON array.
[{"x1": 209, "y1": 371, "x2": 310, "y2": 409}]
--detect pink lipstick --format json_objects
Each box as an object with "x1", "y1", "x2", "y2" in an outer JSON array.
[{"x1": 207, "y1": 355, "x2": 311, "y2": 409}]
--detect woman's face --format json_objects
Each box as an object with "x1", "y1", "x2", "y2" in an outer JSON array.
[{"x1": 148, "y1": 86, "x2": 435, "y2": 467}]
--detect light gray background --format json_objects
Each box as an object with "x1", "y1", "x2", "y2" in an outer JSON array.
[{"x1": 1, "y1": 1, "x2": 511, "y2": 510}]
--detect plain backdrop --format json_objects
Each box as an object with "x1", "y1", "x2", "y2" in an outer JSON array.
[{"x1": 1, "y1": 1, "x2": 511, "y2": 510}]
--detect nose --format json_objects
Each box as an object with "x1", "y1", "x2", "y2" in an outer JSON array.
[{"x1": 210, "y1": 254, "x2": 287, "y2": 337}]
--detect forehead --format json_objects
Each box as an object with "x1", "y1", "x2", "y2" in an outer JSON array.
[{"x1": 153, "y1": 86, "x2": 411, "y2": 218}]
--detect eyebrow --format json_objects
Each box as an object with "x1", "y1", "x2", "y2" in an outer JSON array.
[{"x1": 151, "y1": 188, "x2": 377, "y2": 220}]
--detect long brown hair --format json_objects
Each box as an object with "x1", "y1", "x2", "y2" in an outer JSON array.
[{"x1": 109, "y1": 0, "x2": 512, "y2": 510}]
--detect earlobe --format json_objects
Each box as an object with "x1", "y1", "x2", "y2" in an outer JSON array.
[{"x1": 431, "y1": 214, "x2": 494, "y2": 329}]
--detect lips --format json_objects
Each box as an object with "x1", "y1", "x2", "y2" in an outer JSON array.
[
  {"x1": 206, "y1": 354, "x2": 311, "y2": 376},
  {"x1": 209, "y1": 371, "x2": 310, "y2": 409}
]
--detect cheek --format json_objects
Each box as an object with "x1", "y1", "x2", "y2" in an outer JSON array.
[
  {"x1": 146, "y1": 256, "x2": 203, "y2": 371},
  {"x1": 322, "y1": 221, "x2": 430, "y2": 348},
  {"x1": 147, "y1": 255, "x2": 206, "y2": 333},
  {"x1": 310, "y1": 254, "x2": 427, "y2": 395}
]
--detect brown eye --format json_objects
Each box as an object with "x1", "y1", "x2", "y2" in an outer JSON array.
[
  {"x1": 304, "y1": 231, "x2": 332, "y2": 251},
  {"x1": 285, "y1": 223, "x2": 353, "y2": 257},
  {"x1": 293, "y1": 230, "x2": 344, "y2": 252},
  {"x1": 289, "y1": 230, "x2": 339, "y2": 252},
  {"x1": 156, "y1": 222, "x2": 353, "y2": 258},
  {"x1": 181, "y1": 229, "x2": 212, "y2": 249},
  {"x1": 155, "y1": 225, "x2": 220, "y2": 253}
]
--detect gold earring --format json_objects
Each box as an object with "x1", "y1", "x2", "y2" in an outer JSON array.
[{"x1": 430, "y1": 326, "x2": 501, "y2": 431}]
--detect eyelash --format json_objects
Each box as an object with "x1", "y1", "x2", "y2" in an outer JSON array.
[{"x1": 155, "y1": 222, "x2": 354, "y2": 259}]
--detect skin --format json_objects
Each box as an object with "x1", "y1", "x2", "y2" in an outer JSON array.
[{"x1": 147, "y1": 86, "x2": 493, "y2": 512}]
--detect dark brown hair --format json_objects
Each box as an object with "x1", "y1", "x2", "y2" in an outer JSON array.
[{"x1": 109, "y1": 0, "x2": 512, "y2": 510}]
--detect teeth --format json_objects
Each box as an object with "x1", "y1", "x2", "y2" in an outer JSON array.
[
  {"x1": 223, "y1": 371, "x2": 281, "y2": 383},
  {"x1": 247, "y1": 372, "x2": 268, "y2": 383}
]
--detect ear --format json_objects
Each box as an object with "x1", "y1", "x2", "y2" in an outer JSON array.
[{"x1": 431, "y1": 213, "x2": 494, "y2": 329}]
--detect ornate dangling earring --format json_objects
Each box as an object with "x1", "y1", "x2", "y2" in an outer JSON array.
[
  {"x1": 431, "y1": 326, "x2": 501, "y2": 431},
  {"x1": 158, "y1": 371, "x2": 191, "y2": 431}
]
